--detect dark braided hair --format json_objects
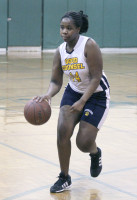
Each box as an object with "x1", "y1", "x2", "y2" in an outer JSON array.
[{"x1": 61, "y1": 10, "x2": 88, "y2": 34}]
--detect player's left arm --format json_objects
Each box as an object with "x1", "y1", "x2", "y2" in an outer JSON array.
[
  {"x1": 81, "y1": 39, "x2": 103, "y2": 101},
  {"x1": 70, "y1": 39, "x2": 102, "y2": 112}
]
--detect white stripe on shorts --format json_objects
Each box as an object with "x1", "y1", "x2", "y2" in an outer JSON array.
[{"x1": 97, "y1": 88, "x2": 110, "y2": 129}]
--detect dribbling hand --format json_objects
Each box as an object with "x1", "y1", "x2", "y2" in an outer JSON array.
[{"x1": 33, "y1": 95, "x2": 51, "y2": 105}]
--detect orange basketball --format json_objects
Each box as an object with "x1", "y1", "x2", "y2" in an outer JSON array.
[{"x1": 24, "y1": 99, "x2": 51, "y2": 125}]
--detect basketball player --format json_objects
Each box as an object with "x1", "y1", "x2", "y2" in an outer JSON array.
[{"x1": 34, "y1": 11, "x2": 110, "y2": 193}]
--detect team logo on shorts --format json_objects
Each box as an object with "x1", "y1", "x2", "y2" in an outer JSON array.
[
  {"x1": 84, "y1": 109, "x2": 93, "y2": 116},
  {"x1": 85, "y1": 111, "x2": 89, "y2": 116}
]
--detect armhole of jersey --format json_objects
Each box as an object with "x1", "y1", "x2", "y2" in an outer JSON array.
[
  {"x1": 84, "y1": 37, "x2": 94, "y2": 58},
  {"x1": 59, "y1": 42, "x2": 65, "y2": 57},
  {"x1": 84, "y1": 37, "x2": 90, "y2": 59},
  {"x1": 59, "y1": 44, "x2": 61, "y2": 55}
]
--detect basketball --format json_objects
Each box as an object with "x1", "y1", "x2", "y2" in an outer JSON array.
[{"x1": 24, "y1": 99, "x2": 51, "y2": 125}]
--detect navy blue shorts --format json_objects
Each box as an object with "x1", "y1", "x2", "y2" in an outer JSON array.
[{"x1": 60, "y1": 84, "x2": 110, "y2": 129}]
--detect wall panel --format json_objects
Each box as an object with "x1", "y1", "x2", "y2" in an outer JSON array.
[
  {"x1": 0, "y1": 0, "x2": 7, "y2": 48},
  {"x1": 8, "y1": 0, "x2": 42, "y2": 46},
  {"x1": 86, "y1": 0, "x2": 104, "y2": 47},
  {"x1": 68, "y1": 0, "x2": 85, "y2": 12},
  {"x1": 121, "y1": 0, "x2": 137, "y2": 47},
  {"x1": 1, "y1": 0, "x2": 137, "y2": 50},
  {"x1": 103, "y1": 0, "x2": 121, "y2": 47},
  {"x1": 43, "y1": 0, "x2": 67, "y2": 49}
]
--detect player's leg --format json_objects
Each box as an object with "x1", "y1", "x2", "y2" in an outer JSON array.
[
  {"x1": 57, "y1": 105, "x2": 81, "y2": 175},
  {"x1": 50, "y1": 84, "x2": 84, "y2": 193},
  {"x1": 50, "y1": 105, "x2": 82, "y2": 193},
  {"x1": 76, "y1": 93, "x2": 110, "y2": 177},
  {"x1": 76, "y1": 121, "x2": 102, "y2": 177},
  {"x1": 76, "y1": 121, "x2": 98, "y2": 154},
  {"x1": 50, "y1": 84, "x2": 83, "y2": 193}
]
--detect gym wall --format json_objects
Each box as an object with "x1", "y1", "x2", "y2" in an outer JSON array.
[
  {"x1": 0, "y1": 0, "x2": 137, "y2": 50},
  {"x1": 0, "y1": 0, "x2": 7, "y2": 48}
]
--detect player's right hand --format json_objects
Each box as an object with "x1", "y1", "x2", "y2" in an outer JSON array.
[{"x1": 33, "y1": 95, "x2": 51, "y2": 105}]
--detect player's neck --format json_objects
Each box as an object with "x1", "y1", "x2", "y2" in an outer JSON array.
[{"x1": 66, "y1": 35, "x2": 79, "y2": 52}]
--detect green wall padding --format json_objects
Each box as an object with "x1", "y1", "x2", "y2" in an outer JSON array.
[
  {"x1": 43, "y1": 0, "x2": 67, "y2": 49},
  {"x1": 8, "y1": 0, "x2": 42, "y2": 46},
  {"x1": 0, "y1": 0, "x2": 137, "y2": 49},
  {"x1": 103, "y1": 0, "x2": 121, "y2": 47},
  {"x1": 0, "y1": 0, "x2": 7, "y2": 48},
  {"x1": 86, "y1": 0, "x2": 104, "y2": 47},
  {"x1": 121, "y1": 0, "x2": 137, "y2": 47}
]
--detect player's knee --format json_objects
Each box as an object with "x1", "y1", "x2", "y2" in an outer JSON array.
[
  {"x1": 76, "y1": 134, "x2": 94, "y2": 153},
  {"x1": 57, "y1": 122, "x2": 71, "y2": 145}
]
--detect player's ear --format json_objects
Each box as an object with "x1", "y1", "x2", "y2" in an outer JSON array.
[{"x1": 76, "y1": 27, "x2": 80, "y2": 34}]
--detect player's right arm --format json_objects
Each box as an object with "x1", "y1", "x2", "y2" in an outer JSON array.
[
  {"x1": 34, "y1": 48, "x2": 63, "y2": 103},
  {"x1": 46, "y1": 47, "x2": 63, "y2": 97}
]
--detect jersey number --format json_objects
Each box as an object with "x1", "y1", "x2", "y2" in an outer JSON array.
[{"x1": 69, "y1": 72, "x2": 81, "y2": 82}]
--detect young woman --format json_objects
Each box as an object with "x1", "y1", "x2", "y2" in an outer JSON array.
[{"x1": 34, "y1": 11, "x2": 110, "y2": 193}]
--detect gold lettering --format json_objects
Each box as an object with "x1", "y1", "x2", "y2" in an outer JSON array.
[
  {"x1": 65, "y1": 57, "x2": 78, "y2": 65},
  {"x1": 68, "y1": 59, "x2": 71, "y2": 64},
  {"x1": 73, "y1": 58, "x2": 78, "y2": 63},
  {"x1": 81, "y1": 63, "x2": 85, "y2": 69},
  {"x1": 62, "y1": 62, "x2": 85, "y2": 71},
  {"x1": 68, "y1": 65, "x2": 71, "y2": 70},
  {"x1": 73, "y1": 64, "x2": 77, "y2": 69},
  {"x1": 75, "y1": 71, "x2": 81, "y2": 82},
  {"x1": 77, "y1": 64, "x2": 80, "y2": 69},
  {"x1": 62, "y1": 65, "x2": 67, "y2": 70}
]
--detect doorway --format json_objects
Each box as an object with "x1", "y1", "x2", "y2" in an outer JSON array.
[{"x1": 7, "y1": 0, "x2": 43, "y2": 51}]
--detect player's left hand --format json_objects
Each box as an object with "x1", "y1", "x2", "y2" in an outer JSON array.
[{"x1": 70, "y1": 99, "x2": 85, "y2": 112}]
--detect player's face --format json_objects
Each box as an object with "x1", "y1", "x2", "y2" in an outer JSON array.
[{"x1": 60, "y1": 18, "x2": 80, "y2": 43}]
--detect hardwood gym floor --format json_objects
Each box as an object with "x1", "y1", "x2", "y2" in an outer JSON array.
[{"x1": 0, "y1": 52, "x2": 137, "y2": 200}]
